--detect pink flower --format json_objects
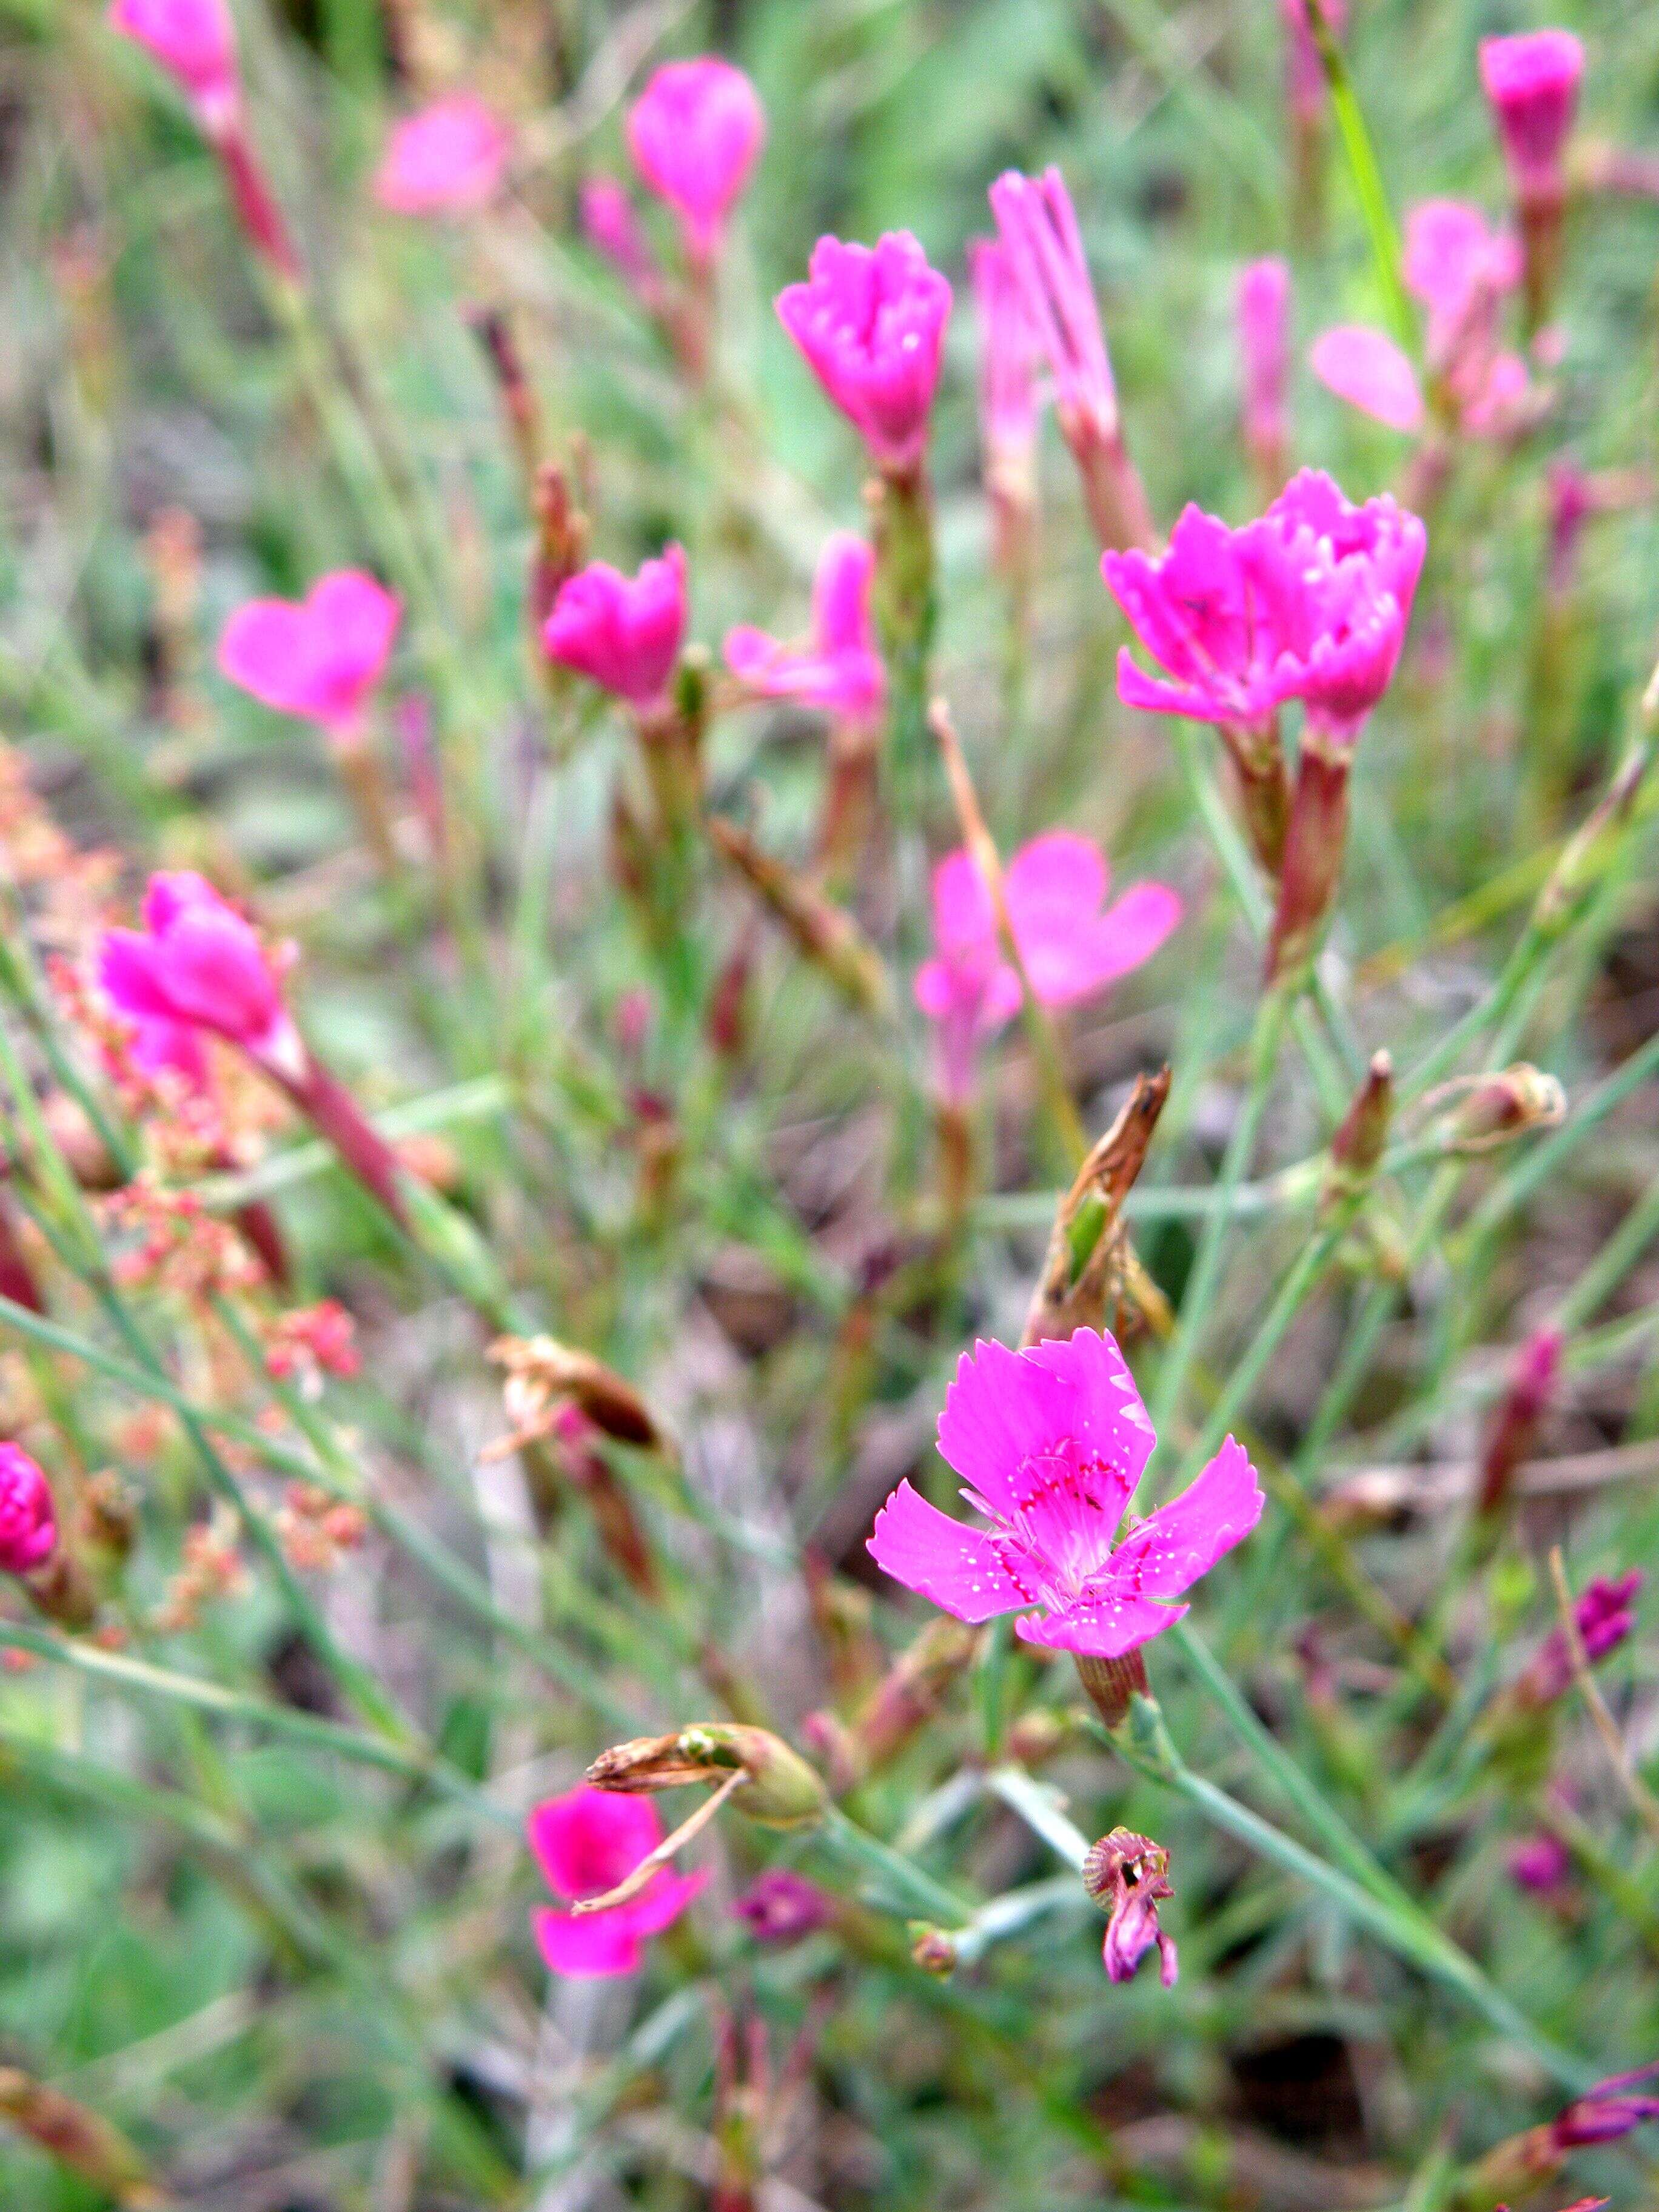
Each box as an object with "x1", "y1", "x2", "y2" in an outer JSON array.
[
  {"x1": 0, "y1": 1445, "x2": 56, "y2": 1575},
  {"x1": 1518, "y1": 1570, "x2": 1643, "y2": 1706},
  {"x1": 776, "y1": 233, "x2": 951, "y2": 477},
  {"x1": 724, "y1": 534, "x2": 885, "y2": 727},
  {"x1": 626, "y1": 58, "x2": 765, "y2": 267},
  {"x1": 914, "y1": 833, "x2": 1181, "y2": 1105},
  {"x1": 1476, "y1": 1325, "x2": 1563, "y2": 1518},
  {"x1": 988, "y1": 168, "x2": 1116, "y2": 440},
  {"x1": 528, "y1": 1784, "x2": 706, "y2": 1978},
  {"x1": 1104, "y1": 506, "x2": 1289, "y2": 729},
  {"x1": 1403, "y1": 199, "x2": 1521, "y2": 367},
  {"x1": 731, "y1": 1869, "x2": 833, "y2": 1945},
  {"x1": 968, "y1": 236, "x2": 1042, "y2": 491},
  {"x1": 1480, "y1": 30, "x2": 1584, "y2": 201},
  {"x1": 1236, "y1": 258, "x2": 1291, "y2": 471},
  {"x1": 1309, "y1": 325, "x2": 1424, "y2": 435},
  {"x1": 107, "y1": 0, "x2": 239, "y2": 136},
  {"x1": 373, "y1": 96, "x2": 512, "y2": 218},
  {"x1": 543, "y1": 546, "x2": 688, "y2": 708},
  {"x1": 1550, "y1": 2065, "x2": 1659, "y2": 2150},
  {"x1": 1084, "y1": 1828, "x2": 1179, "y2": 1986},
  {"x1": 1281, "y1": 0, "x2": 1343, "y2": 121},
  {"x1": 218, "y1": 571, "x2": 401, "y2": 742},
  {"x1": 99, "y1": 872, "x2": 299, "y2": 1077},
  {"x1": 867, "y1": 1329, "x2": 1262, "y2": 1658},
  {"x1": 1507, "y1": 1831, "x2": 1572, "y2": 1895},
  {"x1": 581, "y1": 176, "x2": 663, "y2": 303}
]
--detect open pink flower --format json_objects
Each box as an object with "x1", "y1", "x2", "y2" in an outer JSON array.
[
  {"x1": 0, "y1": 1445, "x2": 56, "y2": 1575},
  {"x1": 1480, "y1": 30, "x2": 1584, "y2": 201},
  {"x1": 528, "y1": 1785, "x2": 706, "y2": 1978},
  {"x1": 543, "y1": 547, "x2": 688, "y2": 708},
  {"x1": 626, "y1": 58, "x2": 764, "y2": 267},
  {"x1": 914, "y1": 833, "x2": 1181, "y2": 1105},
  {"x1": 373, "y1": 95, "x2": 512, "y2": 218},
  {"x1": 1236, "y1": 258, "x2": 1290, "y2": 477},
  {"x1": 108, "y1": 0, "x2": 239, "y2": 135},
  {"x1": 99, "y1": 873, "x2": 299, "y2": 1077},
  {"x1": 1105, "y1": 506, "x2": 1288, "y2": 729},
  {"x1": 725, "y1": 534, "x2": 884, "y2": 727},
  {"x1": 988, "y1": 168, "x2": 1116, "y2": 441},
  {"x1": 776, "y1": 233, "x2": 951, "y2": 477},
  {"x1": 1404, "y1": 199, "x2": 1521, "y2": 366},
  {"x1": 1309, "y1": 325, "x2": 1424, "y2": 435},
  {"x1": 868, "y1": 1329, "x2": 1262, "y2": 1658},
  {"x1": 218, "y1": 571, "x2": 401, "y2": 742},
  {"x1": 968, "y1": 236, "x2": 1041, "y2": 495}
]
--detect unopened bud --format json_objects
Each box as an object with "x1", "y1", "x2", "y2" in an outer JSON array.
[
  {"x1": 1475, "y1": 1326, "x2": 1564, "y2": 1525},
  {"x1": 910, "y1": 1925, "x2": 958, "y2": 1974},
  {"x1": 1435, "y1": 1064, "x2": 1566, "y2": 1152},
  {"x1": 587, "y1": 1723, "x2": 828, "y2": 1829},
  {"x1": 1021, "y1": 1068, "x2": 1170, "y2": 1346},
  {"x1": 1326, "y1": 1050, "x2": 1393, "y2": 1193}
]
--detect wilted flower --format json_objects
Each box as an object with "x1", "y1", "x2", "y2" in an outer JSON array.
[
  {"x1": 1480, "y1": 30, "x2": 1584, "y2": 204},
  {"x1": 485, "y1": 1335, "x2": 664, "y2": 1461},
  {"x1": 776, "y1": 232, "x2": 951, "y2": 478},
  {"x1": 107, "y1": 0, "x2": 239, "y2": 135},
  {"x1": 1082, "y1": 1826, "x2": 1179, "y2": 1986},
  {"x1": 528, "y1": 1785, "x2": 706, "y2": 1979},
  {"x1": 725, "y1": 534, "x2": 885, "y2": 728},
  {"x1": 218, "y1": 571, "x2": 401, "y2": 744},
  {"x1": 913, "y1": 831, "x2": 1180, "y2": 1106},
  {"x1": 588, "y1": 1723, "x2": 828, "y2": 1829},
  {"x1": 1473, "y1": 2064, "x2": 1659, "y2": 2200},
  {"x1": 1236, "y1": 257, "x2": 1291, "y2": 489},
  {"x1": 543, "y1": 547, "x2": 688, "y2": 709},
  {"x1": 0, "y1": 1446, "x2": 56, "y2": 1576},
  {"x1": 626, "y1": 58, "x2": 765, "y2": 268},
  {"x1": 373, "y1": 96, "x2": 512, "y2": 218},
  {"x1": 867, "y1": 1329, "x2": 1262, "y2": 1658},
  {"x1": 731, "y1": 1869, "x2": 833, "y2": 1945},
  {"x1": 99, "y1": 873, "x2": 300, "y2": 1079}
]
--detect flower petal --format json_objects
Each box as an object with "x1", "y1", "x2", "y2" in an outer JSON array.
[
  {"x1": 534, "y1": 1905, "x2": 645, "y2": 1979},
  {"x1": 1108, "y1": 1436, "x2": 1264, "y2": 1601},
  {"x1": 1014, "y1": 1590, "x2": 1185, "y2": 1658},
  {"x1": 867, "y1": 1478, "x2": 1039, "y2": 1622},
  {"x1": 1309, "y1": 326, "x2": 1424, "y2": 435}
]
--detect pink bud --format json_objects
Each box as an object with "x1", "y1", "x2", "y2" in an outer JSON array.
[
  {"x1": 0, "y1": 1445, "x2": 56, "y2": 1575},
  {"x1": 988, "y1": 167, "x2": 1116, "y2": 441},
  {"x1": 1476, "y1": 1326, "x2": 1563, "y2": 1518},
  {"x1": 626, "y1": 58, "x2": 765, "y2": 267},
  {"x1": 1507, "y1": 1831, "x2": 1572, "y2": 1895},
  {"x1": 1236, "y1": 257, "x2": 1291, "y2": 474},
  {"x1": 1309, "y1": 324, "x2": 1425, "y2": 435},
  {"x1": 731, "y1": 1869, "x2": 833, "y2": 1944},
  {"x1": 1280, "y1": 0, "x2": 1344, "y2": 123},
  {"x1": 1518, "y1": 1570, "x2": 1643, "y2": 1706},
  {"x1": 218, "y1": 571, "x2": 401, "y2": 743},
  {"x1": 373, "y1": 96, "x2": 512, "y2": 218},
  {"x1": 1480, "y1": 30, "x2": 1584, "y2": 203},
  {"x1": 967, "y1": 236, "x2": 1041, "y2": 491},
  {"x1": 581, "y1": 176, "x2": 664, "y2": 304},
  {"x1": 542, "y1": 546, "x2": 688, "y2": 709},
  {"x1": 776, "y1": 232, "x2": 951, "y2": 477},
  {"x1": 1551, "y1": 2065, "x2": 1659, "y2": 2151},
  {"x1": 99, "y1": 872, "x2": 299, "y2": 1076},
  {"x1": 107, "y1": 0, "x2": 240, "y2": 137}
]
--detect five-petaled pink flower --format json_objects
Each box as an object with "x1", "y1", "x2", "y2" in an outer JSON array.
[
  {"x1": 99, "y1": 873, "x2": 300, "y2": 1078},
  {"x1": 543, "y1": 546, "x2": 689, "y2": 709},
  {"x1": 218, "y1": 571, "x2": 401, "y2": 743},
  {"x1": 1480, "y1": 30, "x2": 1584, "y2": 202},
  {"x1": 528, "y1": 1784, "x2": 706, "y2": 1978},
  {"x1": 988, "y1": 168, "x2": 1116, "y2": 441},
  {"x1": 626, "y1": 58, "x2": 765, "y2": 267},
  {"x1": 0, "y1": 1445, "x2": 56, "y2": 1575},
  {"x1": 374, "y1": 96, "x2": 512, "y2": 218},
  {"x1": 868, "y1": 1329, "x2": 1262, "y2": 1657},
  {"x1": 914, "y1": 832, "x2": 1181, "y2": 1105},
  {"x1": 725, "y1": 534, "x2": 885, "y2": 727},
  {"x1": 108, "y1": 0, "x2": 240, "y2": 135},
  {"x1": 776, "y1": 233, "x2": 951, "y2": 477}
]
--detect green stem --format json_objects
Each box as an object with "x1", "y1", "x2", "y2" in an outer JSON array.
[{"x1": 1305, "y1": 0, "x2": 1413, "y2": 347}]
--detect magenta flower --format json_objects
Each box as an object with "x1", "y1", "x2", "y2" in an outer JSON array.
[
  {"x1": 1480, "y1": 30, "x2": 1584, "y2": 203},
  {"x1": 868, "y1": 1329, "x2": 1262, "y2": 1658},
  {"x1": 968, "y1": 236, "x2": 1042, "y2": 496},
  {"x1": 99, "y1": 873, "x2": 300, "y2": 1078},
  {"x1": 1104, "y1": 506, "x2": 1287, "y2": 729},
  {"x1": 1519, "y1": 1570, "x2": 1643, "y2": 1706},
  {"x1": 528, "y1": 1784, "x2": 706, "y2": 1978},
  {"x1": 1309, "y1": 324, "x2": 1424, "y2": 435},
  {"x1": 581, "y1": 176, "x2": 664, "y2": 304},
  {"x1": 626, "y1": 58, "x2": 765, "y2": 268},
  {"x1": 218, "y1": 571, "x2": 401, "y2": 743},
  {"x1": 731, "y1": 1869, "x2": 833, "y2": 1945},
  {"x1": 373, "y1": 96, "x2": 512, "y2": 218},
  {"x1": 914, "y1": 833, "x2": 1181, "y2": 1106},
  {"x1": 725, "y1": 534, "x2": 885, "y2": 728},
  {"x1": 0, "y1": 1445, "x2": 56, "y2": 1575},
  {"x1": 543, "y1": 546, "x2": 688, "y2": 709},
  {"x1": 1403, "y1": 199, "x2": 1521, "y2": 367},
  {"x1": 1507, "y1": 1831, "x2": 1572, "y2": 1895},
  {"x1": 1550, "y1": 2065, "x2": 1659, "y2": 2150},
  {"x1": 107, "y1": 0, "x2": 239, "y2": 135},
  {"x1": 988, "y1": 167, "x2": 1116, "y2": 441},
  {"x1": 1236, "y1": 258, "x2": 1291, "y2": 481},
  {"x1": 776, "y1": 233, "x2": 952, "y2": 477}
]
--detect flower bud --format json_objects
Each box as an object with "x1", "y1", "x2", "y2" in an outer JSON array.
[
  {"x1": 587, "y1": 1723, "x2": 828, "y2": 1829},
  {"x1": 1475, "y1": 1326, "x2": 1564, "y2": 1526},
  {"x1": 731, "y1": 1869, "x2": 834, "y2": 1946},
  {"x1": 1439, "y1": 1064, "x2": 1566, "y2": 1151},
  {"x1": 486, "y1": 1335, "x2": 665, "y2": 1456},
  {"x1": 1326, "y1": 1050, "x2": 1393, "y2": 1191},
  {"x1": 909, "y1": 1925, "x2": 959, "y2": 1975}
]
